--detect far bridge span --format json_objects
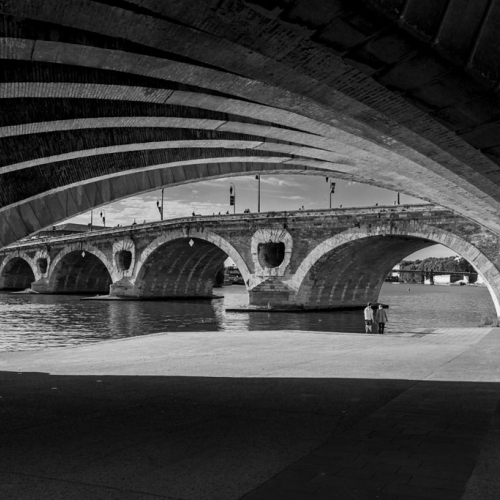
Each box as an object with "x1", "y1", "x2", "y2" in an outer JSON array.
[{"x1": 1, "y1": 205, "x2": 500, "y2": 316}]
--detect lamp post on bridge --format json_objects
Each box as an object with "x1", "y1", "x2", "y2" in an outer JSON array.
[
  {"x1": 255, "y1": 175, "x2": 261, "y2": 212},
  {"x1": 229, "y1": 183, "x2": 236, "y2": 214},
  {"x1": 156, "y1": 188, "x2": 164, "y2": 220},
  {"x1": 325, "y1": 177, "x2": 336, "y2": 209}
]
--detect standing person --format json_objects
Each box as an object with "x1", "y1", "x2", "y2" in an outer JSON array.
[
  {"x1": 364, "y1": 302, "x2": 374, "y2": 333},
  {"x1": 376, "y1": 305, "x2": 388, "y2": 334}
]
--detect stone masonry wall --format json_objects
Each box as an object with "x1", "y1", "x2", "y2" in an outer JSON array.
[{"x1": 2, "y1": 208, "x2": 500, "y2": 313}]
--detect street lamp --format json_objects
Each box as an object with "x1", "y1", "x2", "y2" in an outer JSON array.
[
  {"x1": 229, "y1": 183, "x2": 236, "y2": 214},
  {"x1": 325, "y1": 177, "x2": 336, "y2": 209},
  {"x1": 255, "y1": 175, "x2": 261, "y2": 212},
  {"x1": 156, "y1": 188, "x2": 164, "y2": 220}
]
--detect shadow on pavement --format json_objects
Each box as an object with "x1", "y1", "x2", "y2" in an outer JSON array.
[{"x1": 0, "y1": 371, "x2": 498, "y2": 499}]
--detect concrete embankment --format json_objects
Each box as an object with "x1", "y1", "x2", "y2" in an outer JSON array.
[{"x1": 1, "y1": 328, "x2": 500, "y2": 499}]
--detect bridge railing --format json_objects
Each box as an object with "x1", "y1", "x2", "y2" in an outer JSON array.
[
  {"x1": 1, "y1": 204, "x2": 455, "y2": 251},
  {"x1": 392, "y1": 269, "x2": 478, "y2": 276}
]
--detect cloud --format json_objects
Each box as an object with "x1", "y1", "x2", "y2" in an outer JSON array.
[
  {"x1": 280, "y1": 195, "x2": 304, "y2": 200},
  {"x1": 116, "y1": 198, "x2": 152, "y2": 208},
  {"x1": 69, "y1": 196, "x2": 231, "y2": 226},
  {"x1": 261, "y1": 176, "x2": 302, "y2": 188},
  {"x1": 192, "y1": 190, "x2": 199, "y2": 194},
  {"x1": 194, "y1": 178, "x2": 231, "y2": 187}
]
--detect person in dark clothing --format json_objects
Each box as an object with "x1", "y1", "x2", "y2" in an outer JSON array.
[{"x1": 375, "y1": 305, "x2": 388, "y2": 334}]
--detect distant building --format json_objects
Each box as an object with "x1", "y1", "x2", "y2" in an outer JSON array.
[
  {"x1": 392, "y1": 263, "x2": 401, "y2": 278},
  {"x1": 425, "y1": 274, "x2": 471, "y2": 285},
  {"x1": 426, "y1": 275, "x2": 451, "y2": 285}
]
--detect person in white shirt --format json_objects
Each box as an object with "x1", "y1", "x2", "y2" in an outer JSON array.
[{"x1": 363, "y1": 302, "x2": 374, "y2": 333}]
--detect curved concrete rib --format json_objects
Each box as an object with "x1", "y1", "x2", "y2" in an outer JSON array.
[
  {"x1": 0, "y1": 0, "x2": 489, "y2": 186},
  {"x1": 0, "y1": 116, "x2": 227, "y2": 139},
  {"x1": 2, "y1": 43, "x2": 500, "y2": 231},
  {"x1": 0, "y1": 82, "x2": 450, "y2": 189},
  {"x1": 0, "y1": 140, "x2": 355, "y2": 175},
  {"x1": 0, "y1": 112, "x2": 355, "y2": 156},
  {"x1": 0, "y1": 39, "x2": 494, "y2": 184},
  {"x1": 0, "y1": 82, "x2": 421, "y2": 164}
]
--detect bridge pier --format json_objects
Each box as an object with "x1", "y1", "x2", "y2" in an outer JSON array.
[
  {"x1": 109, "y1": 277, "x2": 136, "y2": 298},
  {"x1": 31, "y1": 277, "x2": 50, "y2": 293},
  {"x1": 248, "y1": 278, "x2": 296, "y2": 309},
  {"x1": 248, "y1": 280, "x2": 383, "y2": 311}
]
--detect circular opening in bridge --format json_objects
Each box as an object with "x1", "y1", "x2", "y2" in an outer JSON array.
[
  {"x1": 36, "y1": 258, "x2": 48, "y2": 274},
  {"x1": 258, "y1": 242, "x2": 285, "y2": 269},
  {"x1": 115, "y1": 250, "x2": 132, "y2": 271}
]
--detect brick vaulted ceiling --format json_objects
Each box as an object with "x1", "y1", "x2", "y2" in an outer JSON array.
[{"x1": 2, "y1": 0, "x2": 500, "y2": 246}]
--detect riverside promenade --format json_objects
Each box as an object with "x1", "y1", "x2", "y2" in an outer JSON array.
[{"x1": 1, "y1": 328, "x2": 500, "y2": 500}]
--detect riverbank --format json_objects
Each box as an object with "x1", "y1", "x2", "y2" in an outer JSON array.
[{"x1": 1, "y1": 327, "x2": 500, "y2": 499}]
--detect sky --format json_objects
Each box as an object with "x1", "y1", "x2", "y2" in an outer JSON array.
[{"x1": 67, "y1": 174, "x2": 457, "y2": 261}]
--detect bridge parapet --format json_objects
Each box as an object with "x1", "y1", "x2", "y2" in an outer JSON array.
[
  {"x1": 1, "y1": 206, "x2": 500, "y2": 316},
  {"x1": 0, "y1": 204, "x2": 452, "y2": 250}
]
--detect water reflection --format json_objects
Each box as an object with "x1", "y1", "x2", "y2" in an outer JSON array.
[
  {"x1": 0, "y1": 283, "x2": 496, "y2": 351},
  {"x1": 246, "y1": 309, "x2": 361, "y2": 333}
]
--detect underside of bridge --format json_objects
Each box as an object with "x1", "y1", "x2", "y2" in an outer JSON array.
[
  {"x1": 47, "y1": 251, "x2": 112, "y2": 294},
  {"x1": 0, "y1": 257, "x2": 35, "y2": 290},
  {"x1": 3, "y1": 1, "x2": 500, "y2": 247},
  {"x1": 128, "y1": 238, "x2": 228, "y2": 298},
  {"x1": 296, "y1": 235, "x2": 433, "y2": 308}
]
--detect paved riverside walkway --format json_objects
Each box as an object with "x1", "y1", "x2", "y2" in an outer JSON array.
[{"x1": 1, "y1": 328, "x2": 500, "y2": 499}]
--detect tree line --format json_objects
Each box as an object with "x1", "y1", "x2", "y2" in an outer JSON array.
[{"x1": 397, "y1": 257, "x2": 476, "y2": 283}]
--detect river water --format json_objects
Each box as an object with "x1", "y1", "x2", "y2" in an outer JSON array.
[{"x1": 0, "y1": 284, "x2": 495, "y2": 351}]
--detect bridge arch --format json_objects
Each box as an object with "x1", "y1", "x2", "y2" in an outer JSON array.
[
  {"x1": 0, "y1": 254, "x2": 37, "y2": 290},
  {"x1": 287, "y1": 223, "x2": 500, "y2": 317},
  {"x1": 48, "y1": 244, "x2": 113, "y2": 294},
  {"x1": 131, "y1": 229, "x2": 251, "y2": 299}
]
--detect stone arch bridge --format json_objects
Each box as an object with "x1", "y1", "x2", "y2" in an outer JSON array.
[{"x1": 2, "y1": 205, "x2": 500, "y2": 316}]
